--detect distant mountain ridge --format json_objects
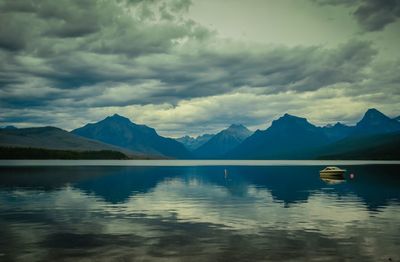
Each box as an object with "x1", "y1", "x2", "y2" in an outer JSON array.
[
  {"x1": 176, "y1": 134, "x2": 214, "y2": 151},
  {"x1": 195, "y1": 124, "x2": 252, "y2": 158},
  {"x1": 322, "y1": 122, "x2": 353, "y2": 142},
  {"x1": 315, "y1": 131, "x2": 400, "y2": 160},
  {"x1": 72, "y1": 114, "x2": 191, "y2": 158},
  {"x1": 0, "y1": 125, "x2": 17, "y2": 130}
]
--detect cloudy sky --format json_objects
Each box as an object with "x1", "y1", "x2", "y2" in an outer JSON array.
[{"x1": 1, "y1": 0, "x2": 399, "y2": 137}]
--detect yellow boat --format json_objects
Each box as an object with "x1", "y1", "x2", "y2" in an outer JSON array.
[{"x1": 320, "y1": 166, "x2": 346, "y2": 178}]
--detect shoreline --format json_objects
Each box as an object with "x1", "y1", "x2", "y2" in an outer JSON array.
[{"x1": 1, "y1": 159, "x2": 399, "y2": 167}]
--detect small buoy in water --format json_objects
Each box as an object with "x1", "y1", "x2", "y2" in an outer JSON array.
[{"x1": 350, "y1": 173, "x2": 355, "y2": 179}]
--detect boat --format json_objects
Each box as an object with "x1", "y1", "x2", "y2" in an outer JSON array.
[{"x1": 319, "y1": 166, "x2": 346, "y2": 178}]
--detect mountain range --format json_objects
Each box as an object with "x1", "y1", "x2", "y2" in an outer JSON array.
[
  {"x1": 227, "y1": 108, "x2": 400, "y2": 159},
  {"x1": 1, "y1": 108, "x2": 399, "y2": 160}
]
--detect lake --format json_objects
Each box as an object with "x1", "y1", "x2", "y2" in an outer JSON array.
[{"x1": 0, "y1": 161, "x2": 399, "y2": 261}]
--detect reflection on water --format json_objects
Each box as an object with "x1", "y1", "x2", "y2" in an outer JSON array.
[
  {"x1": 0, "y1": 164, "x2": 399, "y2": 261},
  {"x1": 320, "y1": 176, "x2": 346, "y2": 185},
  {"x1": 320, "y1": 171, "x2": 346, "y2": 185}
]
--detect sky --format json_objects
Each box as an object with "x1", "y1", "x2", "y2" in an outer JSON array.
[{"x1": 0, "y1": 0, "x2": 399, "y2": 137}]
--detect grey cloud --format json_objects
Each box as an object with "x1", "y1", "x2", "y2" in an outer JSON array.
[
  {"x1": 0, "y1": 12, "x2": 37, "y2": 51},
  {"x1": 135, "y1": 40, "x2": 376, "y2": 99},
  {"x1": 86, "y1": 22, "x2": 206, "y2": 56},
  {"x1": 354, "y1": 0, "x2": 400, "y2": 31},
  {"x1": 0, "y1": 38, "x2": 377, "y2": 110},
  {"x1": 313, "y1": 0, "x2": 400, "y2": 31},
  {"x1": 344, "y1": 58, "x2": 400, "y2": 100},
  {"x1": 312, "y1": 0, "x2": 357, "y2": 6}
]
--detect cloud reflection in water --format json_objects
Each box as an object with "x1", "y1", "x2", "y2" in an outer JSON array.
[{"x1": 0, "y1": 165, "x2": 399, "y2": 261}]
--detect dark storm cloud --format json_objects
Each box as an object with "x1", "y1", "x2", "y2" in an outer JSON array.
[
  {"x1": 0, "y1": 0, "x2": 107, "y2": 51},
  {"x1": 313, "y1": 0, "x2": 400, "y2": 31},
  {"x1": 354, "y1": 0, "x2": 400, "y2": 31},
  {"x1": 0, "y1": 0, "x2": 203, "y2": 53},
  {"x1": 0, "y1": 1, "x2": 378, "y2": 108},
  {"x1": 127, "y1": 40, "x2": 376, "y2": 102},
  {"x1": 52, "y1": 39, "x2": 376, "y2": 108},
  {"x1": 0, "y1": 0, "x2": 208, "y2": 83},
  {"x1": 0, "y1": 12, "x2": 35, "y2": 51},
  {"x1": 0, "y1": 37, "x2": 377, "y2": 109},
  {"x1": 0, "y1": 0, "x2": 214, "y2": 116}
]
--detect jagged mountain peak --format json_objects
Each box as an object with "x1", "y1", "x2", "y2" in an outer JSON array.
[
  {"x1": 365, "y1": 108, "x2": 382, "y2": 114},
  {"x1": 223, "y1": 124, "x2": 252, "y2": 136},
  {"x1": 324, "y1": 122, "x2": 350, "y2": 129},
  {"x1": 227, "y1": 113, "x2": 330, "y2": 159},
  {"x1": 104, "y1": 113, "x2": 132, "y2": 123},
  {"x1": 275, "y1": 113, "x2": 308, "y2": 123},
  {"x1": 357, "y1": 108, "x2": 396, "y2": 126},
  {"x1": 334, "y1": 122, "x2": 346, "y2": 127},
  {"x1": 228, "y1": 123, "x2": 246, "y2": 129},
  {"x1": 194, "y1": 124, "x2": 252, "y2": 158},
  {"x1": 354, "y1": 108, "x2": 400, "y2": 136},
  {"x1": 175, "y1": 133, "x2": 214, "y2": 151},
  {"x1": 99, "y1": 114, "x2": 158, "y2": 135},
  {"x1": 362, "y1": 108, "x2": 389, "y2": 120},
  {"x1": 72, "y1": 114, "x2": 190, "y2": 158},
  {"x1": 225, "y1": 124, "x2": 251, "y2": 134},
  {"x1": 268, "y1": 113, "x2": 315, "y2": 132}
]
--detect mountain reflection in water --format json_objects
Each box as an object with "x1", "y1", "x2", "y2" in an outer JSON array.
[{"x1": 0, "y1": 164, "x2": 399, "y2": 261}]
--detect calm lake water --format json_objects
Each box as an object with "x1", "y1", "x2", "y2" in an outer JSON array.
[{"x1": 0, "y1": 161, "x2": 399, "y2": 261}]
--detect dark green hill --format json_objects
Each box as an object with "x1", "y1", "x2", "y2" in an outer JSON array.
[
  {"x1": 0, "y1": 126, "x2": 148, "y2": 159},
  {"x1": 0, "y1": 147, "x2": 128, "y2": 160}
]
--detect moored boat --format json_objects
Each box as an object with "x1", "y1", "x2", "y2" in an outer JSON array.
[{"x1": 320, "y1": 166, "x2": 346, "y2": 178}]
